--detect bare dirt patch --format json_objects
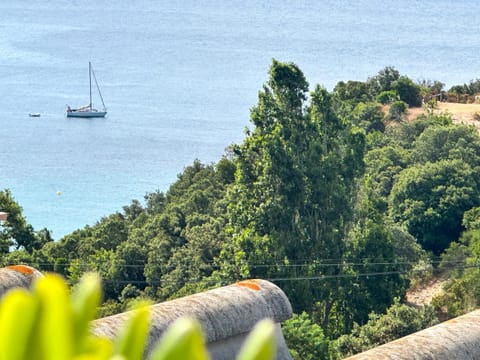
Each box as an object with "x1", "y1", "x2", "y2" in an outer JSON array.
[
  {"x1": 406, "y1": 276, "x2": 447, "y2": 307},
  {"x1": 407, "y1": 102, "x2": 480, "y2": 129}
]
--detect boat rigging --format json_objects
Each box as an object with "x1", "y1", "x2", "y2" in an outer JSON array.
[{"x1": 66, "y1": 62, "x2": 107, "y2": 118}]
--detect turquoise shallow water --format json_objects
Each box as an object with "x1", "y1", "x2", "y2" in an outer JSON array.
[{"x1": 1, "y1": 0, "x2": 480, "y2": 238}]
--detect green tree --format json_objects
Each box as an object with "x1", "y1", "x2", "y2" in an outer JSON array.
[
  {"x1": 386, "y1": 112, "x2": 452, "y2": 149},
  {"x1": 122, "y1": 199, "x2": 144, "y2": 222},
  {"x1": 367, "y1": 66, "x2": 400, "y2": 96},
  {"x1": 143, "y1": 232, "x2": 178, "y2": 298},
  {"x1": 334, "y1": 80, "x2": 371, "y2": 104},
  {"x1": 388, "y1": 100, "x2": 407, "y2": 122},
  {"x1": 411, "y1": 124, "x2": 480, "y2": 166},
  {"x1": 363, "y1": 145, "x2": 409, "y2": 198},
  {"x1": 389, "y1": 159, "x2": 480, "y2": 254},
  {"x1": 344, "y1": 219, "x2": 411, "y2": 326},
  {"x1": 334, "y1": 171, "x2": 426, "y2": 334},
  {"x1": 144, "y1": 190, "x2": 167, "y2": 215},
  {"x1": 0, "y1": 189, "x2": 50, "y2": 253},
  {"x1": 282, "y1": 312, "x2": 330, "y2": 360},
  {"x1": 376, "y1": 90, "x2": 398, "y2": 105},
  {"x1": 158, "y1": 220, "x2": 225, "y2": 300},
  {"x1": 434, "y1": 212, "x2": 480, "y2": 317},
  {"x1": 463, "y1": 207, "x2": 480, "y2": 231},
  {"x1": 217, "y1": 60, "x2": 365, "y2": 329},
  {"x1": 91, "y1": 213, "x2": 129, "y2": 252},
  {"x1": 216, "y1": 157, "x2": 236, "y2": 185},
  {"x1": 351, "y1": 102, "x2": 385, "y2": 134},
  {"x1": 391, "y1": 76, "x2": 421, "y2": 107},
  {"x1": 138, "y1": 160, "x2": 230, "y2": 301}
]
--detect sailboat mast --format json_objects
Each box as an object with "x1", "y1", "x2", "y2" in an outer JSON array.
[{"x1": 89, "y1": 62, "x2": 92, "y2": 110}]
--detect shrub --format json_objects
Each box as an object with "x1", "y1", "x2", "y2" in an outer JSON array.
[
  {"x1": 376, "y1": 90, "x2": 398, "y2": 105},
  {"x1": 392, "y1": 76, "x2": 422, "y2": 107},
  {"x1": 332, "y1": 300, "x2": 438, "y2": 358},
  {"x1": 388, "y1": 101, "x2": 408, "y2": 121},
  {"x1": 282, "y1": 312, "x2": 330, "y2": 360}
]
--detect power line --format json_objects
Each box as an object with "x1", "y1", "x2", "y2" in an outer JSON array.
[
  {"x1": 267, "y1": 270, "x2": 408, "y2": 282},
  {"x1": 15, "y1": 262, "x2": 474, "y2": 287},
  {"x1": 5, "y1": 258, "x2": 465, "y2": 269}
]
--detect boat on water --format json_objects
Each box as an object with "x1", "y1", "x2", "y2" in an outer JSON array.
[
  {"x1": 28, "y1": 113, "x2": 41, "y2": 117},
  {"x1": 66, "y1": 62, "x2": 107, "y2": 118}
]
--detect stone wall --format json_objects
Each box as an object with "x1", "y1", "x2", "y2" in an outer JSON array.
[
  {"x1": 93, "y1": 279, "x2": 293, "y2": 360},
  {"x1": 344, "y1": 309, "x2": 480, "y2": 360},
  {"x1": 0, "y1": 265, "x2": 43, "y2": 297}
]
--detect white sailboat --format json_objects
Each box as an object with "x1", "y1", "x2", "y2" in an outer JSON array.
[{"x1": 66, "y1": 62, "x2": 107, "y2": 118}]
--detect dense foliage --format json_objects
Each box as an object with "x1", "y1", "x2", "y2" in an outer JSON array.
[
  {"x1": 332, "y1": 301, "x2": 438, "y2": 358},
  {"x1": 281, "y1": 312, "x2": 329, "y2": 360},
  {"x1": 3, "y1": 61, "x2": 480, "y2": 358}
]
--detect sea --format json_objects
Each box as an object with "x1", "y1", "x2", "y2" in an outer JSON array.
[{"x1": 1, "y1": 0, "x2": 480, "y2": 239}]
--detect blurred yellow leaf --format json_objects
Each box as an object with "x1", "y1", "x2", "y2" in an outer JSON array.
[
  {"x1": 35, "y1": 274, "x2": 74, "y2": 360},
  {"x1": 148, "y1": 318, "x2": 210, "y2": 360},
  {"x1": 72, "y1": 273, "x2": 102, "y2": 353},
  {"x1": 236, "y1": 319, "x2": 276, "y2": 360},
  {"x1": 114, "y1": 302, "x2": 151, "y2": 360},
  {"x1": 0, "y1": 289, "x2": 38, "y2": 360}
]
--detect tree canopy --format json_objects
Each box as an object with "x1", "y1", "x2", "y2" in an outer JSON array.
[{"x1": 5, "y1": 61, "x2": 480, "y2": 358}]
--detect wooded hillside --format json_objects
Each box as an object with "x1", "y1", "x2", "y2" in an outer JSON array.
[{"x1": 3, "y1": 61, "x2": 480, "y2": 359}]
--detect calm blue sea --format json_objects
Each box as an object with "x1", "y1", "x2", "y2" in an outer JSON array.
[{"x1": 1, "y1": 0, "x2": 480, "y2": 239}]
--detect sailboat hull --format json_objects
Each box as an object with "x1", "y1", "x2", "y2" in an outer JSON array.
[{"x1": 66, "y1": 110, "x2": 107, "y2": 118}]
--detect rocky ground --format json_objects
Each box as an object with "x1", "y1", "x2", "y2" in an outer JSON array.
[{"x1": 406, "y1": 276, "x2": 447, "y2": 307}]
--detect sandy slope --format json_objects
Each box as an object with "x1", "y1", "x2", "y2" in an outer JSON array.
[
  {"x1": 406, "y1": 277, "x2": 447, "y2": 307},
  {"x1": 407, "y1": 102, "x2": 480, "y2": 129}
]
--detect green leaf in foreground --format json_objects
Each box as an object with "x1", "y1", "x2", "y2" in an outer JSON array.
[
  {"x1": 148, "y1": 318, "x2": 210, "y2": 360},
  {"x1": 236, "y1": 319, "x2": 276, "y2": 360},
  {"x1": 0, "y1": 289, "x2": 38, "y2": 360},
  {"x1": 71, "y1": 272, "x2": 102, "y2": 353},
  {"x1": 113, "y1": 302, "x2": 151, "y2": 360},
  {"x1": 35, "y1": 274, "x2": 74, "y2": 360}
]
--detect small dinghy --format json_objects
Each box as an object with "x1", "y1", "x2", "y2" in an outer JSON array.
[{"x1": 29, "y1": 113, "x2": 41, "y2": 117}]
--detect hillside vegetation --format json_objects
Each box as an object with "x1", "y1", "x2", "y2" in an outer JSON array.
[{"x1": 2, "y1": 62, "x2": 480, "y2": 359}]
